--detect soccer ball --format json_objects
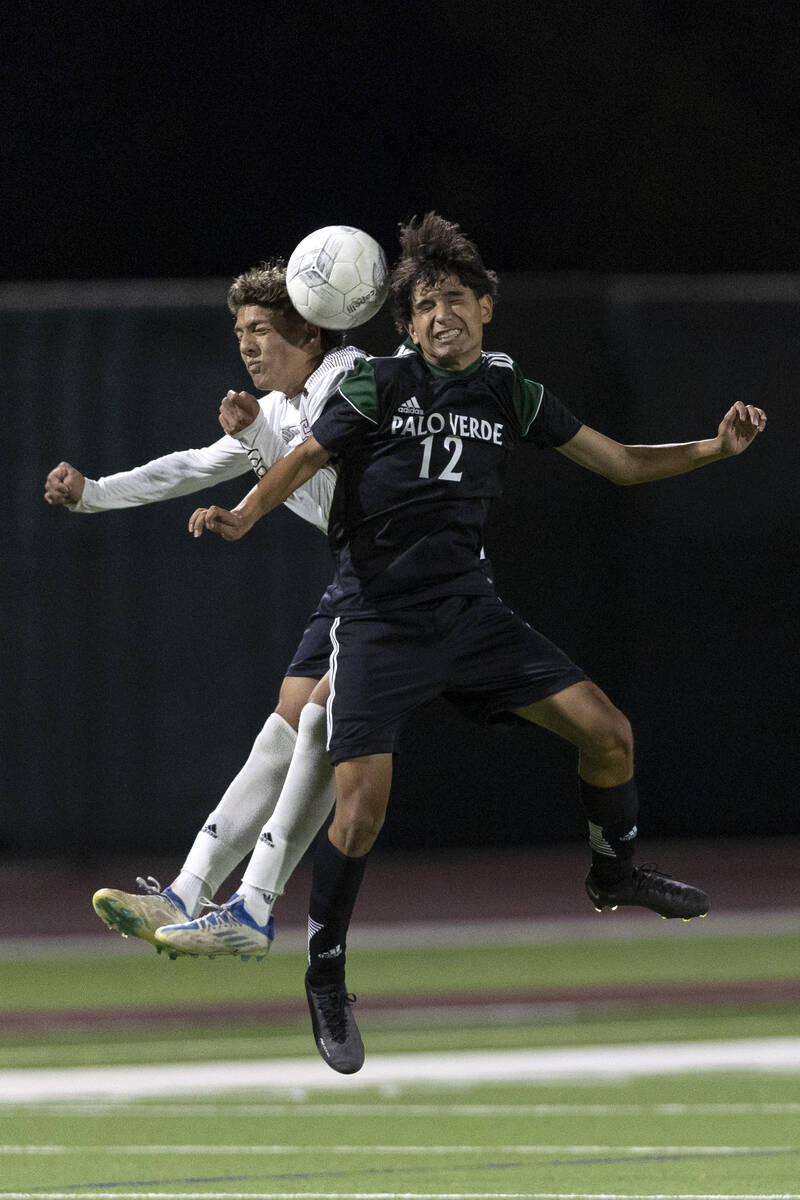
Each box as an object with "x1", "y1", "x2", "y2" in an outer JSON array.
[{"x1": 286, "y1": 225, "x2": 389, "y2": 330}]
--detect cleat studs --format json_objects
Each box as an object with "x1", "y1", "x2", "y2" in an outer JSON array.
[
  {"x1": 660, "y1": 914, "x2": 667, "y2": 919},
  {"x1": 700, "y1": 912, "x2": 708, "y2": 918},
  {"x1": 594, "y1": 906, "x2": 602, "y2": 912},
  {"x1": 682, "y1": 917, "x2": 691, "y2": 923},
  {"x1": 610, "y1": 905, "x2": 618, "y2": 911}
]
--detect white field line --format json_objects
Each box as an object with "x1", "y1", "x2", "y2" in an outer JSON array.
[
  {"x1": 1, "y1": 1038, "x2": 800, "y2": 1103},
  {"x1": 0, "y1": 1143, "x2": 793, "y2": 1156},
  {"x1": 19, "y1": 1101, "x2": 800, "y2": 1117}
]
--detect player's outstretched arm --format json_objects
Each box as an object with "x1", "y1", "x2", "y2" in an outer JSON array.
[
  {"x1": 44, "y1": 462, "x2": 86, "y2": 505},
  {"x1": 42, "y1": 417, "x2": 262, "y2": 513},
  {"x1": 189, "y1": 436, "x2": 331, "y2": 542},
  {"x1": 558, "y1": 401, "x2": 767, "y2": 485}
]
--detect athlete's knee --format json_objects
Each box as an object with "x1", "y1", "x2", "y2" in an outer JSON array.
[
  {"x1": 585, "y1": 702, "x2": 634, "y2": 763},
  {"x1": 329, "y1": 755, "x2": 392, "y2": 856},
  {"x1": 330, "y1": 790, "x2": 387, "y2": 857},
  {"x1": 330, "y1": 807, "x2": 384, "y2": 857},
  {"x1": 274, "y1": 676, "x2": 318, "y2": 731},
  {"x1": 273, "y1": 702, "x2": 299, "y2": 730}
]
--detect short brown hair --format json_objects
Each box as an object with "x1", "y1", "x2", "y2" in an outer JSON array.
[
  {"x1": 390, "y1": 213, "x2": 499, "y2": 331},
  {"x1": 227, "y1": 261, "x2": 342, "y2": 351}
]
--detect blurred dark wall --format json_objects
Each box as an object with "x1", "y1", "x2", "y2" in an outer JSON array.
[{"x1": 2, "y1": 274, "x2": 797, "y2": 855}]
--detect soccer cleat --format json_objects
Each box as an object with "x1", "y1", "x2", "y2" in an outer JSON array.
[
  {"x1": 305, "y1": 969, "x2": 365, "y2": 1074},
  {"x1": 92, "y1": 877, "x2": 189, "y2": 953},
  {"x1": 585, "y1": 863, "x2": 710, "y2": 920},
  {"x1": 154, "y1": 893, "x2": 274, "y2": 961}
]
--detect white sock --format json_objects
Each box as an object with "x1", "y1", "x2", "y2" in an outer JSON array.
[
  {"x1": 237, "y1": 883, "x2": 274, "y2": 925},
  {"x1": 167, "y1": 871, "x2": 208, "y2": 919},
  {"x1": 175, "y1": 712, "x2": 298, "y2": 910},
  {"x1": 241, "y1": 701, "x2": 334, "y2": 912}
]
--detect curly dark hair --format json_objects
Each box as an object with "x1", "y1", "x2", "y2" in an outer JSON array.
[
  {"x1": 226, "y1": 260, "x2": 342, "y2": 352},
  {"x1": 389, "y1": 213, "x2": 499, "y2": 331}
]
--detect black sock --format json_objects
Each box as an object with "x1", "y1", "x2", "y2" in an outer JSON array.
[
  {"x1": 307, "y1": 831, "x2": 368, "y2": 986},
  {"x1": 579, "y1": 777, "x2": 638, "y2": 884}
]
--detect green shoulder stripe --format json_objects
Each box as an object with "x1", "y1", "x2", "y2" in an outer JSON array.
[
  {"x1": 512, "y1": 370, "x2": 544, "y2": 434},
  {"x1": 337, "y1": 356, "x2": 380, "y2": 424}
]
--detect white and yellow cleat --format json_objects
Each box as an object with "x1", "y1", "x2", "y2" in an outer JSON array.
[{"x1": 92, "y1": 877, "x2": 190, "y2": 955}]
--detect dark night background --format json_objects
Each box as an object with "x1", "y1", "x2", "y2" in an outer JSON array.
[
  {"x1": 3, "y1": 1, "x2": 800, "y2": 280},
  {"x1": 2, "y1": 2, "x2": 798, "y2": 858}
]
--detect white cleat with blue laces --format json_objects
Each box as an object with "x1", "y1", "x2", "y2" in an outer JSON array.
[{"x1": 154, "y1": 893, "x2": 274, "y2": 961}]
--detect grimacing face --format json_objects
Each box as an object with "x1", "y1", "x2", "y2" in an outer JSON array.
[
  {"x1": 234, "y1": 304, "x2": 319, "y2": 396},
  {"x1": 406, "y1": 275, "x2": 493, "y2": 371}
]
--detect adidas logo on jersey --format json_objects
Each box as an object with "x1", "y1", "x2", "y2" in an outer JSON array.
[
  {"x1": 202, "y1": 822, "x2": 218, "y2": 838},
  {"x1": 259, "y1": 831, "x2": 275, "y2": 848},
  {"x1": 397, "y1": 395, "x2": 423, "y2": 415}
]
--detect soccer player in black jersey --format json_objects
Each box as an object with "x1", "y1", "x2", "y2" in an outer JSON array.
[{"x1": 191, "y1": 213, "x2": 767, "y2": 1073}]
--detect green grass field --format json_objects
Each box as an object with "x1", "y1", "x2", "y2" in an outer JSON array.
[
  {"x1": 5, "y1": 930, "x2": 799, "y2": 1009},
  {"x1": 2, "y1": 1075, "x2": 800, "y2": 1196},
  {"x1": 1, "y1": 923, "x2": 798, "y2": 1197}
]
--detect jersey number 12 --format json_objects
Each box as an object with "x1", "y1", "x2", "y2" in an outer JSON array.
[{"x1": 418, "y1": 434, "x2": 463, "y2": 482}]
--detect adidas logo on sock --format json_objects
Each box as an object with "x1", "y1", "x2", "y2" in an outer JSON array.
[
  {"x1": 318, "y1": 944, "x2": 343, "y2": 959},
  {"x1": 202, "y1": 822, "x2": 218, "y2": 838},
  {"x1": 259, "y1": 831, "x2": 275, "y2": 848},
  {"x1": 397, "y1": 395, "x2": 423, "y2": 415}
]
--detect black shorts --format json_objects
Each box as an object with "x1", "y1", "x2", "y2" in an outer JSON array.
[
  {"x1": 284, "y1": 610, "x2": 333, "y2": 680},
  {"x1": 326, "y1": 594, "x2": 587, "y2": 764}
]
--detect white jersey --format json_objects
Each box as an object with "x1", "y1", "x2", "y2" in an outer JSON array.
[{"x1": 70, "y1": 346, "x2": 365, "y2": 533}]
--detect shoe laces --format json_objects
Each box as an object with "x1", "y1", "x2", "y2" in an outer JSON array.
[
  {"x1": 633, "y1": 864, "x2": 676, "y2": 893},
  {"x1": 198, "y1": 896, "x2": 245, "y2": 914},
  {"x1": 135, "y1": 875, "x2": 163, "y2": 895},
  {"x1": 184, "y1": 897, "x2": 244, "y2": 929},
  {"x1": 315, "y1": 983, "x2": 357, "y2": 1042}
]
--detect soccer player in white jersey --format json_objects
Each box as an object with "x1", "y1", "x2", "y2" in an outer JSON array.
[
  {"x1": 45, "y1": 262, "x2": 365, "y2": 956},
  {"x1": 193, "y1": 213, "x2": 767, "y2": 1073}
]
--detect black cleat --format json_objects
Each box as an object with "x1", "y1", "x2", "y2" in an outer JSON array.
[
  {"x1": 585, "y1": 863, "x2": 710, "y2": 920},
  {"x1": 305, "y1": 969, "x2": 365, "y2": 1074}
]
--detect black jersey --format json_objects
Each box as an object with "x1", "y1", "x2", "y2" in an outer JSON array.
[{"x1": 311, "y1": 343, "x2": 582, "y2": 613}]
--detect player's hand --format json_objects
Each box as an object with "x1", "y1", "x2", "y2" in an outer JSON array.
[
  {"x1": 44, "y1": 461, "x2": 86, "y2": 505},
  {"x1": 188, "y1": 505, "x2": 253, "y2": 541},
  {"x1": 717, "y1": 402, "x2": 767, "y2": 456},
  {"x1": 219, "y1": 390, "x2": 260, "y2": 436}
]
